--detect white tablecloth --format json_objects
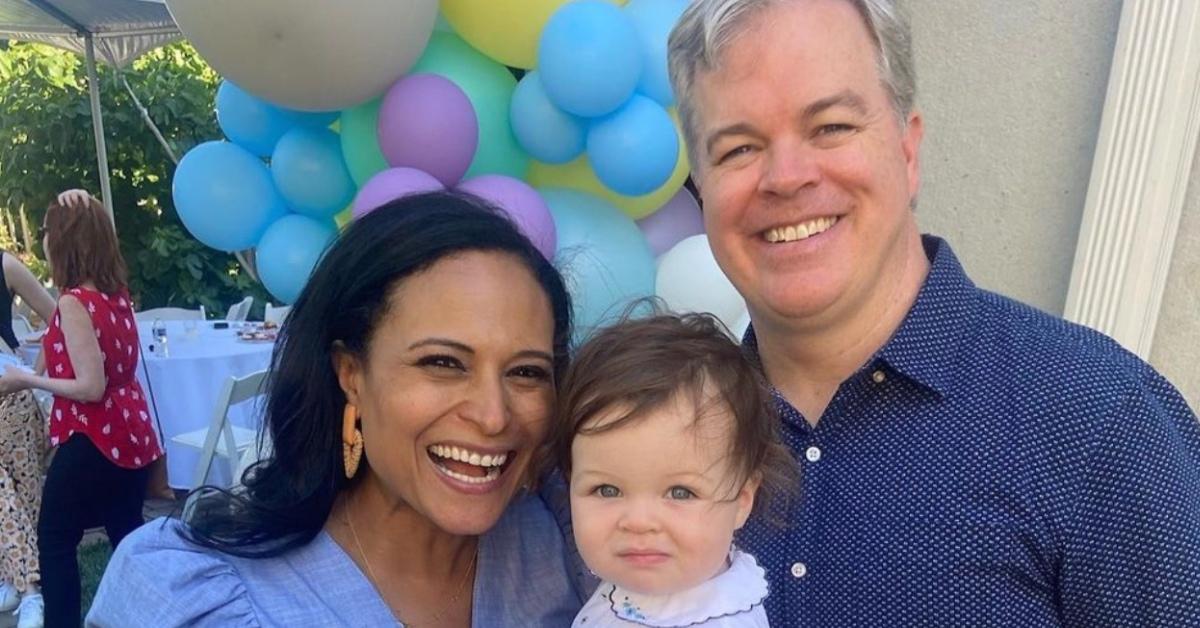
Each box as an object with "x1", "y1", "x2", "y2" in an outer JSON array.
[{"x1": 135, "y1": 320, "x2": 274, "y2": 489}]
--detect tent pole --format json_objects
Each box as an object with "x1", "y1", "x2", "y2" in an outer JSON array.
[
  {"x1": 84, "y1": 34, "x2": 115, "y2": 224},
  {"x1": 120, "y1": 74, "x2": 178, "y2": 164},
  {"x1": 118, "y1": 73, "x2": 261, "y2": 282}
]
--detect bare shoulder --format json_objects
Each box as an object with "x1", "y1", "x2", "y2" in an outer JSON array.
[{"x1": 57, "y1": 292, "x2": 85, "y2": 311}]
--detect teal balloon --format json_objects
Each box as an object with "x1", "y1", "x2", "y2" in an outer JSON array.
[
  {"x1": 173, "y1": 141, "x2": 288, "y2": 252},
  {"x1": 412, "y1": 32, "x2": 528, "y2": 179},
  {"x1": 255, "y1": 214, "x2": 338, "y2": 305},
  {"x1": 434, "y1": 11, "x2": 454, "y2": 33},
  {"x1": 271, "y1": 127, "x2": 356, "y2": 218},
  {"x1": 541, "y1": 188, "x2": 655, "y2": 342},
  {"x1": 340, "y1": 98, "x2": 389, "y2": 187}
]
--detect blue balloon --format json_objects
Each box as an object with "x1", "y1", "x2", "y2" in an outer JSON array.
[
  {"x1": 587, "y1": 95, "x2": 679, "y2": 196},
  {"x1": 173, "y1": 141, "x2": 288, "y2": 252},
  {"x1": 624, "y1": 0, "x2": 690, "y2": 106},
  {"x1": 216, "y1": 81, "x2": 338, "y2": 158},
  {"x1": 538, "y1": 0, "x2": 642, "y2": 118},
  {"x1": 255, "y1": 214, "x2": 338, "y2": 305},
  {"x1": 510, "y1": 72, "x2": 587, "y2": 164},
  {"x1": 271, "y1": 128, "x2": 356, "y2": 219},
  {"x1": 541, "y1": 188, "x2": 655, "y2": 341}
]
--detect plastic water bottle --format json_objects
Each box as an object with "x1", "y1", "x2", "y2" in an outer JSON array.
[{"x1": 151, "y1": 318, "x2": 169, "y2": 358}]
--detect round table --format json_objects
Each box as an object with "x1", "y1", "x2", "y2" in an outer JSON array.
[{"x1": 135, "y1": 320, "x2": 274, "y2": 488}]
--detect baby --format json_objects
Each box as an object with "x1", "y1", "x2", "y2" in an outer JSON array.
[{"x1": 551, "y1": 312, "x2": 795, "y2": 627}]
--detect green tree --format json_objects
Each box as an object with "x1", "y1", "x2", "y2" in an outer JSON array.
[{"x1": 0, "y1": 41, "x2": 267, "y2": 314}]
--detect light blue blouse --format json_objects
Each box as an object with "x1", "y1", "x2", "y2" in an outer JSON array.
[{"x1": 86, "y1": 493, "x2": 584, "y2": 627}]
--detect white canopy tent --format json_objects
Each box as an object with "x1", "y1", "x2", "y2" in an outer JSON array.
[{"x1": 0, "y1": 0, "x2": 181, "y2": 215}]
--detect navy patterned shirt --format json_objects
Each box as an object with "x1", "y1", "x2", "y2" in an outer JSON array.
[{"x1": 738, "y1": 236, "x2": 1200, "y2": 627}]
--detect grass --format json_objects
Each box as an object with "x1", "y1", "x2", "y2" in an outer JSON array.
[{"x1": 78, "y1": 540, "x2": 114, "y2": 619}]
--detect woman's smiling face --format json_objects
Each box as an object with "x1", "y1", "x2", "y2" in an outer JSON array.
[{"x1": 336, "y1": 250, "x2": 557, "y2": 534}]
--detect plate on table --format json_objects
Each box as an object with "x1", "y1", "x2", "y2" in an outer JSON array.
[{"x1": 236, "y1": 326, "x2": 278, "y2": 343}]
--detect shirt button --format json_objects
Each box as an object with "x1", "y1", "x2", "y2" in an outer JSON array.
[
  {"x1": 791, "y1": 562, "x2": 808, "y2": 578},
  {"x1": 805, "y1": 446, "x2": 822, "y2": 462},
  {"x1": 872, "y1": 369, "x2": 886, "y2": 384}
]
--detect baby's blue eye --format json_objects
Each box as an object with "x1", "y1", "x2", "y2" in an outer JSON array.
[
  {"x1": 668, "y1": 486, "x2": 695, "y2": 500},
  {"x1": 594, "y1": 484, "x2": 621, "y2": 498}
]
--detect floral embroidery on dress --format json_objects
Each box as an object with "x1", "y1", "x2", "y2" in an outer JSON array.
[{"x1": 620, "y1": 596, "x2": 648, "y2": 622}]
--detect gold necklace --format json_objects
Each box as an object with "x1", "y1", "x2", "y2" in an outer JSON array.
[{"x1": 344, "y1": 501, "x2": 478, "y2": 627}]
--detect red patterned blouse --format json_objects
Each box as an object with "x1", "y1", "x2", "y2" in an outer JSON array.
[{"x1": 42, "y1": 287, "x2": 162, "y2": 469}]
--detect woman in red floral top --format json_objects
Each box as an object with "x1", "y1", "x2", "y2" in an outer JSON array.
[{"x1": 0, "y1": 189, "x2": 162, "y2": 626}]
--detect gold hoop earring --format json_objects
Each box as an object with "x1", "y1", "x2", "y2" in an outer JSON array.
[
  {"x1": 343, "y1": 404, "x2": 364, "y2": 479},
  {"x1": 344, "y1": 430, "x2": 363, "y2": 479}
]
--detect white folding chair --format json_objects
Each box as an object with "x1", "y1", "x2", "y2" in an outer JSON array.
[
  {"x1": 170, "y1": 370, "x2": 267, "y2": 489},
  {"x1": 10, "y1": 313, "x2": 34, "y2": 339},
  {"x1": 10, "y1": 314, "x2": 45, "y2": 369},
  {"x1": 264, "y1": 303, "x2": 291, "y2": 326},
  {"x1": 134, "y1": 306, "x2": 205, "y2": 323},
  {"x1": 224, "y1": 296, "x2": 253, "y2": 322},
  {"x1": 233, "y1": 429, "x2": 273, "y2": 489},
  {"x1": 12, "y1": 295, "x2": 41, "y2": 327}
]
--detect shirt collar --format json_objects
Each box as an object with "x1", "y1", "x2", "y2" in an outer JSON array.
[
  {"x1": 872, "y1": 235, "x2": 977, "y2": 397},
  {"x1": 743, "y1": 235, "x2": 976, "y2": 398}
]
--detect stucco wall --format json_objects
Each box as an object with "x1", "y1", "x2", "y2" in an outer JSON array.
[
  {"x1": 907, "y1": 0, "x2": 1196, "y2": 408},
  {"x1": 909, "y1": 1, "x2": 1123, "y2": 315},
  {"x1": 1151, "y1": 144, "x2": 1200, "y2": 409}
]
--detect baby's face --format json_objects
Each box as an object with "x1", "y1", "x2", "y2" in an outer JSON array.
[{"x1": 569, "y1": 393, "x2": 758, "y2": 596}]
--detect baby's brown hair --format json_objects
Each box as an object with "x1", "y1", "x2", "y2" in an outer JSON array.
[{"x1": 550, "y1": 308, "x2": 796, "y2": 517}]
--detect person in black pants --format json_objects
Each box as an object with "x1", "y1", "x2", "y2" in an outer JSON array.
[
  {"x1": 38, "y1": 435, "x2": 148, "y2": 620},
  {"x1": 0, "y1": 190, "x2": 163, "y2": 627}
]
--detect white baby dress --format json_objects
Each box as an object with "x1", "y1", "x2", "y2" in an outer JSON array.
[{"x1": 571, "y1": 549, "x2": 771, "y2": 627}]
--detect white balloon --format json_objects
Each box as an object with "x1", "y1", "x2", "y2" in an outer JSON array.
[
  {"x1": 166, "y1": 0, "x2": 438, "y2": 111},
  {"x1": 656, "y1": 235, "x2": 747, "y2": 335}
]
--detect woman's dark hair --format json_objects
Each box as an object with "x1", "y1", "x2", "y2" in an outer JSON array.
[
  {"x1": 183, "y1": 191, "x2": 572, "y2": 557},
  {"x1": 43, "y1": 195, "x2": 128, "y2": 293},
  {"x1": 549, "y1": 307, "x2": 795, "y2": 519}
]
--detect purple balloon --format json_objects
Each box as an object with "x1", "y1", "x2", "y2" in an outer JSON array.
[
  {"x1": 352, "y1": 167, "x2": 444, "y2": 218},
  {"x1": 637, "y1": 188, "x2": 705, "y2": 256},
  {"x1": 458, "y1": 175, "x2": 557, "y2": 259},
  {"x1": 378, "y1": 73, "x2": 478, "y2": 187}
]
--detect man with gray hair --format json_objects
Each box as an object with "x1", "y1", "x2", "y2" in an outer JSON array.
[{"x1": 667, "y1": 0, "x2": 1200, "y2": 625}]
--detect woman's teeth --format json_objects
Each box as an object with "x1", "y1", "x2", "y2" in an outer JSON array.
[
  {"x1": 428, "y1": 444, "x2": 508, "y2": 468},
  {"x1": 764, "y1": 216, "x2": 838, "y2": 243},
  {"x1": 428, "y1": 444, "x2": 509, "y2": 485},
  {"x1": 436, "y1": 464, "x2": 502, "y2": 484}
]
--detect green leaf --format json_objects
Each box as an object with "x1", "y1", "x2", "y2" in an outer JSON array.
[{"x1": 0, "y1": 42, "x2": 262, "y2": 310}]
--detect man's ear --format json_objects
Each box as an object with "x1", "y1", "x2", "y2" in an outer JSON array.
[{"x1": 902, "y1": 109, "x2": 924, "y2": 204}]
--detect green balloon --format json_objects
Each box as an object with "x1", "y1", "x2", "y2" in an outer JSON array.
[
  {"x1": 340, "y1": 99, "x2": 389, "y2": 187},
  {"x1": 412, "y1": 32, "x2": 529, "y2": 179}
]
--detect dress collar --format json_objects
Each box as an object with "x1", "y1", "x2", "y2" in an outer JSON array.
[{"x1": 597, "y1": 549, "x2": 768, "y2": 627}]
